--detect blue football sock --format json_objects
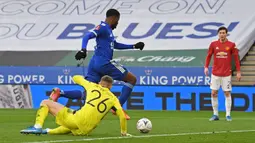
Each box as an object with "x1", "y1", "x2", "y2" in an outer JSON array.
[
  {"x1": 60, "y1": 90, "x2": 84, "y2": 99},
  {"x1": 119, "y1": 83, "x2": 134, "y2": 106}
]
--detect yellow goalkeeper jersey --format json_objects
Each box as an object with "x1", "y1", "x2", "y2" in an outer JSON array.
[{"x1": 72, "y1": 75, "x2": 127, "y2": 135}]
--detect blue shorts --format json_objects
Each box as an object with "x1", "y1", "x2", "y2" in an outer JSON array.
[{"x1": 85, "y1": 57, "x2": 128, "y2": 83}]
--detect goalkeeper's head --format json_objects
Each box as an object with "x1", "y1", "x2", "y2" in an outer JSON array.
[{"x1": 99, "y1": 75, "x2": 114, "y2": 89}]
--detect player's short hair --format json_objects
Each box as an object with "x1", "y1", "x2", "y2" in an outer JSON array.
[
  {"x1": 106, "y1": 9, "x2": 120, "y2": 18},
  {"x1": 101, "y1": 75, "x2": 114, "y2": 84},
  {"x1": 218, "y1": 26, "x2": 228, "y2": 33}
]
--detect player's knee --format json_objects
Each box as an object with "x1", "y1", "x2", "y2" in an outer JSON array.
[
  {"x1": 211, "y1": 90, "x2": 218, "y2": 97},
  {"x1": 130, "y1": 76, "x2": 137, "y2": 85},
  {"x1": 124, "y1": 72, "x2": 137, "y2": 85},
  {"x1": 224, "y1": 91, "x2": 231, "y2": 97}
]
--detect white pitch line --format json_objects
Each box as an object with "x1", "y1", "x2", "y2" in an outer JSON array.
[
  {"x1": 138, "y1": 117, "x2": 255, "y2": 120},
  {"x1": 23, "y1": 129, "x2": 255, "y2": 143}
]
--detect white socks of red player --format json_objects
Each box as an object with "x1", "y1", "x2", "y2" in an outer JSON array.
[
  {"x1": 225, "y1": 96, "x2": 232, "y2": 117},
  {"x1": 211, "y1": 95, "x2": 232, "y2": 118},
  {"x1": 211, "y1": 96, "x2": 219, "y2": 116}
]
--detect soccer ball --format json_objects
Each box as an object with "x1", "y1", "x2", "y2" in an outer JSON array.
[{"x1": 136, "y1": 118, "x2": 152, "y2": 133}]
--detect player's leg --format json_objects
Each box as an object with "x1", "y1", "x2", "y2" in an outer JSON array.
[
  {"x1": 49, "y1": 88, "x2": 85, "y2": 102},
  {"x1": 224, "y1": 91, "x2": 232, "y2": 121},
  {"x1": 42, "y1": 126, "x2": 71, "y2": 135},
  {"x1": 117, "y1": 72, "x2": 135, "y2": 120},
  {"x1": 209, "y1": 74, "x2": 220, "y2": 121},
  {"x1": 120, "y1": 72, "x2": 136, "y2": 105},
  {"x1": 49, "y1": 59, "x2": 100, "y2": 102},
  {"x1": 210, "y1": 90, "x2": 219, "y2": 121},
  {"x1": 106, "y1": 61, "x2": 136, "y2": 106},
  {"x1": 222, "y1": 75, "x2": 232, "y2": 121},
  {"x1": 49, "y1": 88, "x2": 61, "y2": 102},
  {"x1": 103, "y1": 61, "x2": 136, "y2": 119},
  {"x1": 60, "y1": 90, "x2": 85, "y2": 99},
  {"x1": 42, "y1": 108, "x2": 79, "y2": 135},
  {"x1": 20, "y1": 100, "x2": 65, "y2": 134},
  {"x1": 84, "y1": 58, "x2": 102, "y2": 84}
]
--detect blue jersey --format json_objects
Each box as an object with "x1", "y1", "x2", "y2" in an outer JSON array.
[
  {"x1": 81, "y1": 21, "x2": 133, "y2": 83},
  {"x1": 82, "y1": 21, "x2": 133, "y2": 63}
]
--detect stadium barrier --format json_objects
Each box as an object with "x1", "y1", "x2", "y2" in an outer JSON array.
[
  {"x1": 0, "y1": 66, "x2": 254, "y2": 111},
  {"x1": 0, "y1": 84, "x2": 254, "y2": 111},
  {"x1": 0, "y1": 66, "x2": 211, "y2": 85},
  {"x1": 32, "y1": 85, "x2": 255, "y2": 112}
]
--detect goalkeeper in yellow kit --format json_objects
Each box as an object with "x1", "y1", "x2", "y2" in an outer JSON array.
[{"x1": 20, "y1": 75, "x2": 129, "y2": 136}]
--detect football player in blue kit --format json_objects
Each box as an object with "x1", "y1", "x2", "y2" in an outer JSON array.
[{"x1": 50, "y1": 9, "x2": 144, "y2": 120}]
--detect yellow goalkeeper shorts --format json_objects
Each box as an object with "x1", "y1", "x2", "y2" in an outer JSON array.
[{"x1": 55, "y1": 107, "x2": 78, "y2": 130}]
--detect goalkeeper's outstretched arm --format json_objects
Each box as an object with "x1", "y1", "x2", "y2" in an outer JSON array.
[{"x1": 113, "y1": 101, "x2": 127, "y2": 135}]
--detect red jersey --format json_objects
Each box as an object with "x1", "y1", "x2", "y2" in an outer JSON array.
[{"x1": 204, "y1": 39, "x2": 240, "y2": 77}]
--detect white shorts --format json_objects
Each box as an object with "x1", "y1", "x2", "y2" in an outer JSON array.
[{"x1": 210, "y1": 74, "x2": 232, "y2": 91}]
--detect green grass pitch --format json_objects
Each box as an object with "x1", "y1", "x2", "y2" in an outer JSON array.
[{"x1": 0, "y1": 109, "x2": 255, "y2": 143}]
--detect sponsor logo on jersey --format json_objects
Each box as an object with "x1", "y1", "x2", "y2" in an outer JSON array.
[{"x1": 216, "y1": 52, "x2": 228, "y2": 58}]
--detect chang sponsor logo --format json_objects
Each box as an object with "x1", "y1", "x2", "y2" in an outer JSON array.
[{"x1": 113, "y1": 56, "x2": 196, "y2": 63}]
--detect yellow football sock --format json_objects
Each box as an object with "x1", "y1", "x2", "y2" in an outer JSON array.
[
  {"x1": 34, "y1": 105, "x2": 49, "y2": 128},
  {"x1": 48, "y1": 126, "x2": 71, "y2": 135}
]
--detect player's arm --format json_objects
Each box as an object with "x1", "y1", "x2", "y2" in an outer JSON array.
[
  {"x1": 75, "y1": 25, "x2": 103, "y2": 60},
  {"x1": 204, "y1": 43, "x2": 214, "y2": 76},
  {"x1": 114, "y1": 41, "x2": 145, "y2": 50},
  {"x1": 112, "y1": 97, "x2": 127, "y2": 135},
  {"x1": 81, "y1": 25, "x2": 103, "y2": 50},
  {"x1": 205, "y1": 43, "x2": 214, "y2": 68},
  {"x1": 232, "y1": 45, "x2": 241, "y2": 71},
  {"x1": 232, "y1": 45, "x2": 241, "y2": 81},
  {"x1": 81, "y1": 32, "x2": 96, "y2": 50},
  {"x1": 114, "y1": 41, "x2": 133, "y2": 50},
  {"x1": 72, "y1": 75, "x2": 92, "y2": 90}
]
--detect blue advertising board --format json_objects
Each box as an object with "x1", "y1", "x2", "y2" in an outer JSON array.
[
  {"x1": 0, "y1": 66, "x2": 211, "y2": 85},
  {"x1": 30, "y1": 85, "x2": 255, "y2": 112}
]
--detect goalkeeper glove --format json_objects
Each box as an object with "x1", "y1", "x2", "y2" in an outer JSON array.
[
  {"x1": 75, "y1": 49, "x2": 87, "y2": 60},
  {"x1": 133, "y1": 42, "x2": 145, "y2": 50}
]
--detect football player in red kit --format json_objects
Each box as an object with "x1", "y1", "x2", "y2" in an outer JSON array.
[{"x1": 204, "y1": 26, "x2": 241, "y2": 121}]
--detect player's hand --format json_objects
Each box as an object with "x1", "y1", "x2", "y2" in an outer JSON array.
[
  {"x1": 134, "y1": 42, "x2": 145, "y2": 50},
  {"x1": 204, "y1": 67, "x2": 209, "y2": 76},
  {"x1": 75, "y1": 49, "x2": 87, "y2": 60},
  {"x1": 236, "y1": 71, "x2": 241, "y2": 81}
]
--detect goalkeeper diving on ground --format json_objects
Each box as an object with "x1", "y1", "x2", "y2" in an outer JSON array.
[{"x1": 20, "y1": 75, "x2": 131, "y2": 136}]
